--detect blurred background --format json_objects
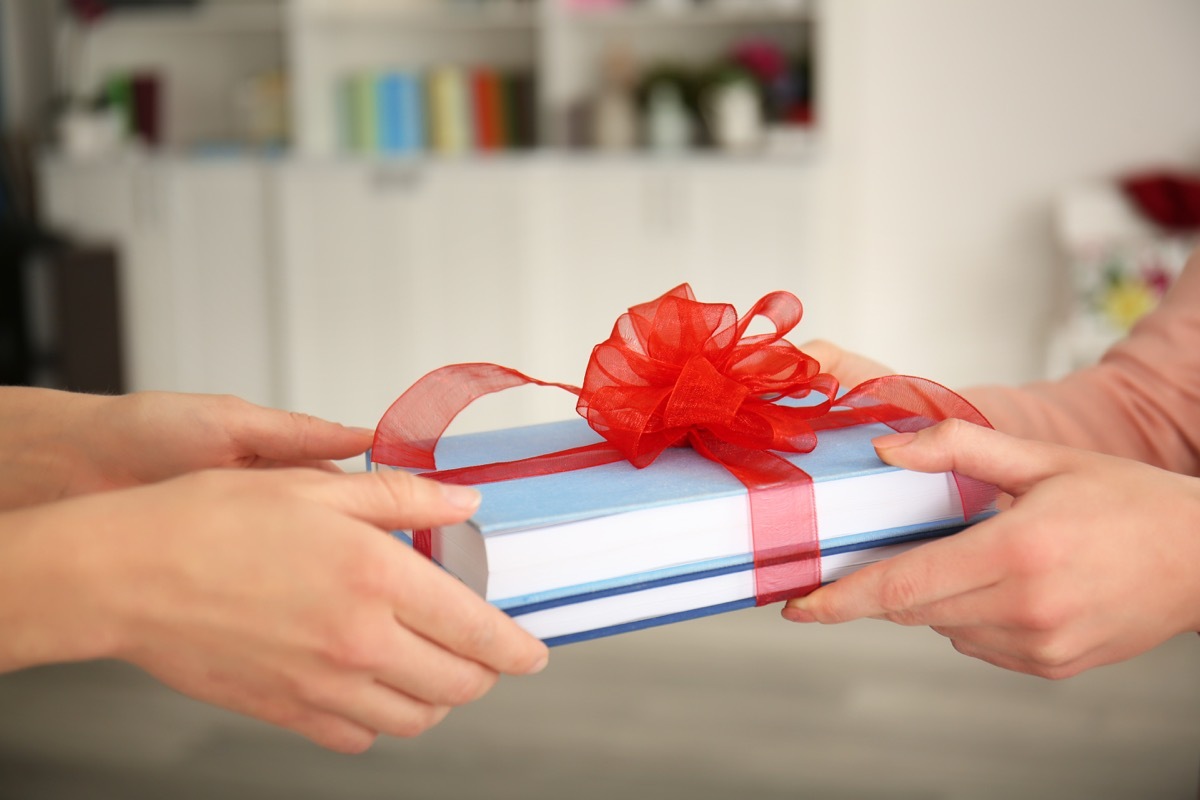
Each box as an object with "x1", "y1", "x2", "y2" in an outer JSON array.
[{"x1": 0, "y1": 0, "x2": 1198, "y2": 797}]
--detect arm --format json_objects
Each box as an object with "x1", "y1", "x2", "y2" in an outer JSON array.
[
  {"x1": 0, "y1": 468, "x2": 548, "y2": 752},
  {"x1": 0, "y1": 388, "x2": 373, "y2": 510}
]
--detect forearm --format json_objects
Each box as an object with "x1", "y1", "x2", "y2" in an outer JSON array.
[
  {"x1": 965, "y1": 249, "x2": 1200, "y2": 475},
  {"x1": 963, "y1": 361, "x2": 1199, "y2": 471},
  {"x1": 0, "y1": 387, "x2": 112, "y2": 510},
  {"x1": 0, "y1": 503, "x2": 123, "y2": 672}
]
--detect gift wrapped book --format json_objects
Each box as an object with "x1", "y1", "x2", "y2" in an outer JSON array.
[{"x1": 371, "y1": 286, "x2": 997, "y2": 646}]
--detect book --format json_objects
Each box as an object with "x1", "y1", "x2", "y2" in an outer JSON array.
[
  {"x1": 373, "y1": 415, "x2": 991, "y2": 646},
  {"x1": 378, "y1": 71, "x2": 426, "y2": 155},
  {"x1": 427, "y1": 66, "x2": 472, "y2": 155},
  {"x1": 377, "y1": 72, "x2": 405, "y2": 154},
  {"x1": 503, "y1": 534, "x2": 965, "y2": 646},
  {"x1": 339, "y1": 72, "x2": 378, "y2": 154},
  {"x1": 398, "y1": 72, "x2": 426, "y2": 153},
  {"x1": 470, "y1": 69, "x2": 503, "y2": 152}
]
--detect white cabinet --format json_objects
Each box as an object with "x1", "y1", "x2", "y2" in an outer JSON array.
[
  {"x1": 523, "y1": 160, "x2": 821, "y2": 386},
  {"x1": 40, "y1": 157, "x2": 277, "y2": 406},
  {"x1": 273, "y1": 159, "x2": 538, "y2": 429},
  {"x1": 42, "y1": 155, "x2": 822, "y2": 434}
]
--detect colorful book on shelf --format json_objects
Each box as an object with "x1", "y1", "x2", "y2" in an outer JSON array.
[
  {"x1": 377, "y1": 71, "x2": 426, "y2": 155},
  {"x1": 372, "y1": 415, "x2": 992, "y2": 646},
  {"x1": 502, "y1": 71, "x2": 538, "y2": 149},
  {"x1": 339, "y1": 72, "x2": 379, "y2": 154},
  {"x1": 377, "y1": 72, "x2": 405, "y2": 154},
  {"x1": 427, "y1": 66, "x2": 472, "y2": 155},
  {"x1": 470, "y1": 68, "x2": 505, "y2": 152},
  {"x1": 399, "y1": 72, "x2": 427, "y2": 152}
]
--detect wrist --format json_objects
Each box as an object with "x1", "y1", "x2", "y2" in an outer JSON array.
[
  {"x1": 0, "y1": 387, "x2": 110, "y2": 509},
  {"x1": 0, "y1": 500, "x2": 126, "y2": 672}
]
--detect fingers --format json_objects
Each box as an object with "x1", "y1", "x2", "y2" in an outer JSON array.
[
  {"x1": 225, "y1": 398, "x2": 375, "y2": 464},
  {"x1": 325, "y1": 680, "x2": 452, "y2": 742},
  {"x1": 930, "y1": 626, "x2": 1100, "y2": 680},
  {"x1": 783, "y1": 519, "x2": 1008, "y2": 623},
  {"x1": 872, "y1": 418, "x2": 1076, "y2": 496},
  {"x1": 390, "y1": 548, "x2": 550, "y2": 676},
  {"x1": 375, "y1": 622, "x2": 501, "y2": 707},
  {"x1": 313, "y1": 468, "x2": 484, "y2": 531},
  {"x1": 288, "y1": 469, "x2": 548, "y2": 675}
]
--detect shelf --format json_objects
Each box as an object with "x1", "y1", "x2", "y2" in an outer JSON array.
[
  {"x1": 86, "y1": 0, "x2": 284, "y2": 34},
  {"x1": 296, "y1": 2, "x2": 538, "y2": 31},
  {"x1": 559, "y1": 0, "x2": 812, "y2": 28}
]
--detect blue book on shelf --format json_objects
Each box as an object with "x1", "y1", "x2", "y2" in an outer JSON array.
[
  {"x1": 372, "y1": 415, "x2": 992, "y2": 646},
  {"x1": 398, "y1": 72, "x2": 426, "y2": 152},
  {"x1": 377, "y1": 73, "x2": 405, "y2": 154}
]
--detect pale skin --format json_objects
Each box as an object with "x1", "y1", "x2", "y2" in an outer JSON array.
[
  {"x1": 0, "y1": 388, "x2": 548, "y2": 753},
  {"x1": 783, "y1": 341, "x2": 1200, "y2": 679}
]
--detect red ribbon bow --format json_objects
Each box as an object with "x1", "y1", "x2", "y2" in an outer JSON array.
[{"x1": 372, "y1": 284, "x2": 995, "y2": 605}]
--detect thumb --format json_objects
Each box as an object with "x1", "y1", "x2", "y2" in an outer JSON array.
[
  {"x1": 311, "y1": 468, "x2": 483, "y2": 532},
  {"x1": 872, "y1": 419, "x2": 1072, "y2": 497}
]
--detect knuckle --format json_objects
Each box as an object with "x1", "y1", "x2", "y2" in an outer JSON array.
[
  {"x1": 375, "y1": 469, "x2": 421, "y2": 509},
  {"x1": 439, "y1": 664, "x2": 498, "y2": 707},
  {"x1": 883, "y1": 608, "x2": 925, "y2": 627},
  {"x1": 876, "y1": 569, "x2": 922, "y2": 615},
  {"x1": 319, "y1": 622, "x2": 384, "y2": 673},
  {"x1": 293, "y1": 673, "x2": 341, "y2": 711},
  {"x1": 457, "y1": 605, "x2": 500, "y2": 657},
  {"x1": 1025, "y1": 634, "x2": 1076, "y2": 671},
  {"x1": 390, "y1": 704, "x2": 449, "y2": 739}
]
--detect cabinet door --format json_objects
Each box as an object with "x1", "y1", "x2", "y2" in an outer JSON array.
[
  {"x1": 275, "y1": 160, "x2": 536, "y2": 432},
  {"x1": 274, "y1": 161, "x2": 426, "y2": 429},
  {"x1": 524, "y1": 161, "x2": 696, "y2": 387},
  {"x1": 686, "y1": 165, "x2": 827, "y2": 331},
  {"x1": 41, "y1": 158, "x2": 277, "y2": 402},
  {"x1": 162, "y1": 161, "x2": 277, "y2": 407}
]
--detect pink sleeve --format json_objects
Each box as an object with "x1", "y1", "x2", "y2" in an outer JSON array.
[{"x1": 964, "y1": 247, "x2": 1200, "y2": 476}]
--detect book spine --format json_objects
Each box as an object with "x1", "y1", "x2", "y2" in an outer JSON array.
[
  {"x1": 356, "y1": 72, "x2": 379, "y2": 153},
  {"x1": 472, "y1": 68, "x2": 504, "y2": 152},
  {"x1": 399, "y1": 72, "x2": 426, "y2": 153},
  {"x1": 377, "y1": 72, "x2": 405, "y2": 154}
]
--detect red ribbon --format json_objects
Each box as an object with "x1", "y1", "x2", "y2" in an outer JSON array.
[{"x1": 372, "y1": 284, "x2": 996, "y2": 605}]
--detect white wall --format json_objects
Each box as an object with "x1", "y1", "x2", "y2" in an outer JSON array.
[{"x1": 814, "y1": 0, "x2": 1200, "y2": 386}]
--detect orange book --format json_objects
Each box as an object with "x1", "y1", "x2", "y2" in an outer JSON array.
[{"x1": 472, "y1": 69, "x2": 503, "y2": 152}]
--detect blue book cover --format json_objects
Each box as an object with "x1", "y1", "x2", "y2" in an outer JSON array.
[
  {"x1": 377, "y1": 72, "x2": 405, "y2": 154},
  {"x1": 398, "y1": 72, "x2": 426, "y2": 152},
  {"x1": 374, "y1": 416, "x2": 991, "y2": 616}
]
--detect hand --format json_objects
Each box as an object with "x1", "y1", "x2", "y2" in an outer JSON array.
[
  {"x1": 801, "y1": 339, "x2": 894, "y2": 387},
  {"x1": 0, "y1": 468, "x2": 549, "y2": 752},
  {"x1": 0, "y1": 388, "x2": 373, "y2": 509},
  {"x1": 782, "y1": 420, "x2": 1200, "y2": 678}
]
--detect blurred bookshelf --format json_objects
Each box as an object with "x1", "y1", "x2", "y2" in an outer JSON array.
[
  {"x1": 41, "y1": 0, "x2": 820, "y2": 425},
  {"x1": 52, "y1": 0, "x2": 818, "y2": 161}
]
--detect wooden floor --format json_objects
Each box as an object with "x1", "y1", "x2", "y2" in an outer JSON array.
[{"x1": 1, "y1": 608, "x2": 1197, "y2": 799}]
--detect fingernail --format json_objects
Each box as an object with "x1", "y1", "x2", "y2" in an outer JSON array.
[
  {"x1": 872, "y1": 431, "x2": 918, "y2": 450},
  {"x1": 440, "y1": 483, "x2": 482, "y2": 511},
  {"x1": 348, "y1": 426, "x2": 376, "y2": 436},
  {"x1": 526, "y1": 652, "x2": 549, "y2": 674}
]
